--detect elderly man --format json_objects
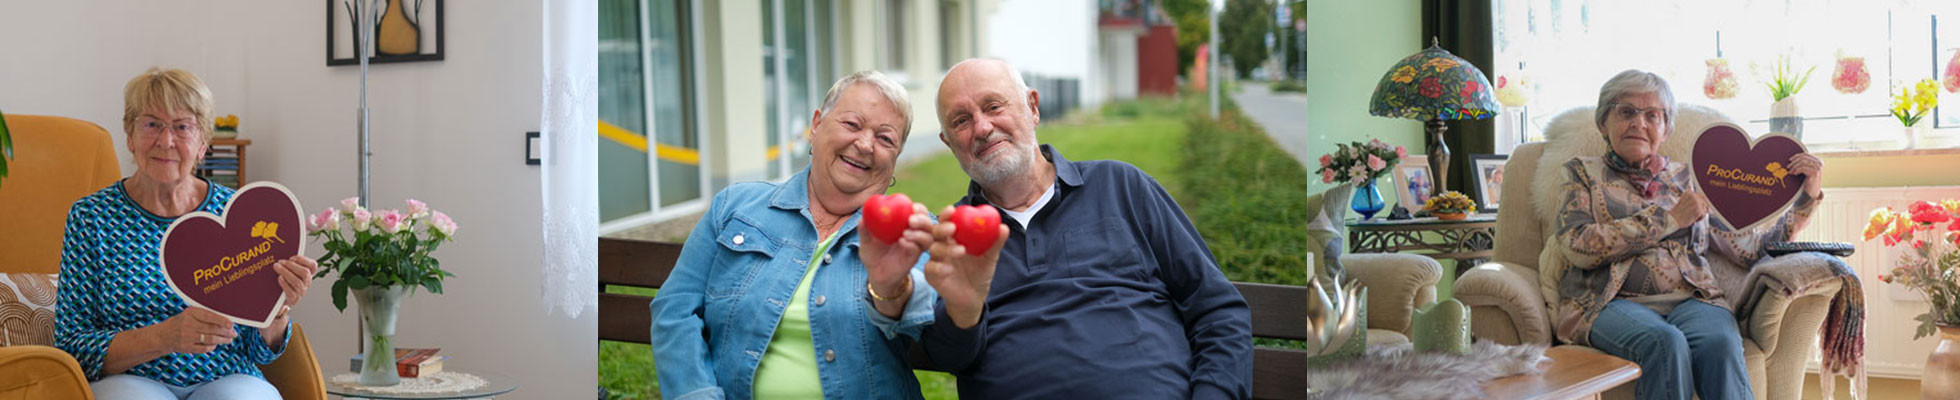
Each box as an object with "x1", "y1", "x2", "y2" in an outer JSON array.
[{"x1": 916, "y1": 58, "x2": 1251, "y2": 399}]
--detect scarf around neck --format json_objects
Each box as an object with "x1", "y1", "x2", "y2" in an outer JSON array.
[{"x1": 1605, "y1": 151, "x2": 1667, "y2": 198}]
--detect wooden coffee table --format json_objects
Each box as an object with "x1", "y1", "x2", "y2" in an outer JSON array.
[{"x1": 1484, "y1": 346, "x2": 1641, "y2": 400}]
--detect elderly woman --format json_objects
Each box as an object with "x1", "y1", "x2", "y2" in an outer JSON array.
[
  {"x1": 652, "y1": 70, "x2": 957, "y2": 399},
  {"x1": 56, "y1": 67, "x2": 318, "y2": 399},
  {"x1": 1552, "y1": 70, "x2": 1824, "y2": 400}
]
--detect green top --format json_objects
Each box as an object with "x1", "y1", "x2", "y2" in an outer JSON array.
[{"x1": 752, "y1": 230, "x2": 841, "y2": 398}]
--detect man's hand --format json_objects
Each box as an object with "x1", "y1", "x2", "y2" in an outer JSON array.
[
  {"x1": 862, "y1": 203, "x2": 934, "y2": 317},
  {"x1": 924, "y1": 206, "x2": 1007, "y2": 329}
]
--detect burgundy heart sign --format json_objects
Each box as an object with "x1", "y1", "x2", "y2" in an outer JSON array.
[
  {"x1": 1691, "y1": 123, "x2": 1809, "y2": 232},
  {"x1": 159, "y1": 182, "x2": 305, "y2": 328}
]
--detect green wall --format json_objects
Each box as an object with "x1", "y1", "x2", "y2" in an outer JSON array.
[{"x1": 1305, "y1": 0, "x2": 1424, "y2": 207}]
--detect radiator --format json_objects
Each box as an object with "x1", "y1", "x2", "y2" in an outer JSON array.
[{"x1": 1793, "y1": 185, "x2": 1960, "y2": 379}]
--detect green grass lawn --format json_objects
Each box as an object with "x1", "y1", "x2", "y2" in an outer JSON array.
[{"x1": 889, "y1": 97, "x2": 1188, "y2": 209}]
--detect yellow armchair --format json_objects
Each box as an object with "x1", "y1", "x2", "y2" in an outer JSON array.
[{"x1": 0, "y1": 114, "x2": 324, "y2": 400}]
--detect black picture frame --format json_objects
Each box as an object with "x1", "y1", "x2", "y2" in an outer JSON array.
[
  {"x1": 327, "y1": 0, "x2": 445, "y2": 66},
  {"x1": 1468, "y1": 154, "x2": 1509, "y2": 213}
]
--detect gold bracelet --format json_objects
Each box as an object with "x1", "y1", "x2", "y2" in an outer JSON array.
[{"x1": 867, "y1": 279, "x2": 909, "y2": 302}]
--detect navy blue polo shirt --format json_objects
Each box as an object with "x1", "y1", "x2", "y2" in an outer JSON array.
[{"x1": 921, "y1": 145, "x2": 1252, "y2": 400}]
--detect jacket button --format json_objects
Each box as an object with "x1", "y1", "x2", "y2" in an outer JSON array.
[
  {"x1": 824, "y1": 349, "x2": 836, "y2": 362},
  {"x1": 822, "y1": 253, "x2": 832, "y2": 264},
  {"x1": 814, "y1": 295, "x2": 827, "y2": 306},
  {"x1": 733, "y1": 234, "x2": 745, "y2": 245}
]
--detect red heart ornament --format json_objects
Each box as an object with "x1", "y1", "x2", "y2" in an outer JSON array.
[
  {"x1": 159, "y1": 182, "x2": 306, "y2": 328},
  {"x1": 862, "y1": 193, "x2": 913, "y2": 244},
  {"x1": 951, "y1": 204, "x2": 1002, "y2": 256},
  {"x1": 1691, "y1": 124, "x2": 1809, "y2": 232}
]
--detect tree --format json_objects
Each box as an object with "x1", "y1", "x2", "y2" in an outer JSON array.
[
  {"x1": 1160, "y1": 0, "x2": 1211, "y2": 79},
  {"x1": 1220, "y1": 0, "x2": 1275, "y2": 78}
]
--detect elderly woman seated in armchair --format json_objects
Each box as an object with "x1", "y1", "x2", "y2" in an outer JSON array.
[{"x1": 1549, "y1": 69, "x2": 1827, "y2": 400}]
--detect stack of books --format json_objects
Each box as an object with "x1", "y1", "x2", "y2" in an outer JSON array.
[
  {"x1": 348, "y1": 347, "x2": 448, "y2": 378},
  {"x1": 198, "y1": 145, "x2": 241, "y2": 188}
]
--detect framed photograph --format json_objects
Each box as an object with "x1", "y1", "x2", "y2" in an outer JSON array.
[
  {"x1": 327, "y1": 0, "x2": 446, "y2": 66},
  {"x1": 1469, "y1": 154, "x2": 1509, "y2": 212},
  {"x1": 1391, "y1": 155, "x2": 1433, "y2": 211}
]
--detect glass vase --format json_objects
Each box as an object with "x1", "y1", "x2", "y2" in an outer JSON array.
[
  {"x1": 1351, "y1": 179, "x2": 1386, "y2": 220},
  {"x1": 355, "y1": 286, "x2": 410, "y2": 386}
]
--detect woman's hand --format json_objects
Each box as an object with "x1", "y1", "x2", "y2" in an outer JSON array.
[
  {"x1": 1670, "y1": 189, "x2": 1711, "y2": 228},
  {"x1": 152, "y1": 307, "x2": 237, "y2": 354},
  {"x1": 272, "y1": 255, "x2": 319, "y2": 317},
  {"x1": 260, "y1": 255, "x2": 318, "y2": 344},
  {"x1": 861, "y1": 202, "x2": 934, "y2": 318},
  {"x1": 1786, "y1": 153, "x2": 1825, "y2": 199}
]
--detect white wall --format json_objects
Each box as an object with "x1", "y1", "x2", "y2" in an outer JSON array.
[
  {"x1": 984, "y1": 0, "x2": 1100, "y2": 108},
  {"x1": 0, "y1": 1, "x2": 595, "y2": 397}
]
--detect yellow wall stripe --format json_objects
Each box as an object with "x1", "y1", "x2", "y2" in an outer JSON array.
[
  {"x1": 598, "y1": 120, "x2": 793, "y2": 166},
  {"x1": 599, "y1": 120, "x2": 700, "y2": 165}
]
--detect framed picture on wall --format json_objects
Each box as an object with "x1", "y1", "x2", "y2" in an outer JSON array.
[
  {"x1": 327, "y1": 0, "x2": 446, "y2": 66},
  {"x1": 1392, "y1": 155, "x2": 1433, "y2": 212},
  {"x1": 1469, "y1": 154, "x2": 1509, "y2": 212}
]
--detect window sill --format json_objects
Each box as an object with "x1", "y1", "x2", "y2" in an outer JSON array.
[{"x1": 1815, "y1": 146, "x2": 1960, "y2": 159}]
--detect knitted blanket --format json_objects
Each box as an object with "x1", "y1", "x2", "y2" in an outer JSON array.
[{"x1": 1733, "y1": 251, "x2": 1867, "y2": 399}]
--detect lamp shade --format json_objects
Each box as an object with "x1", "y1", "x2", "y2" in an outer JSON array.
[{"x1": 1369, "y1": 44, "x2": 1499, "y2": 121}]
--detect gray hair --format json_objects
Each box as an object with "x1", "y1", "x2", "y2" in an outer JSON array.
[
  {"x1": 1594, "y1": 69, "x2": 1677, "y2": 130},
  {"x1": 819, "y1": 70, "x2": 913, "y2": 137}
]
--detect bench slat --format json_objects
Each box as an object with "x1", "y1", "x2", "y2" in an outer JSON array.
[
  {"x1": 599, "y1": 237, "x2": 683, "y2": 288},
  {"x1": 1251, "y1": 347, "x2": 1313, "y2": 400},
  {"x1": 599, "y1": 293, "x2": 654, "y2": 344},
  {"x1": 1234, "y1": 282, "x2": 1312, "y2": 341}
]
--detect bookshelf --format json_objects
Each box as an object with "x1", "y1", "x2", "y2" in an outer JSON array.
[{"x1": 199, "y1": 138, "x2": 251, "y2": 188}]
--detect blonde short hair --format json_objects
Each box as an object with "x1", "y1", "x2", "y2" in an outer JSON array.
[{"x1": 122, "y1": 67, "x2": 215, "y2": 142}]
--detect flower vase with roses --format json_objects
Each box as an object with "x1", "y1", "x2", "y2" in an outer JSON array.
[
  {"x1": 306, "y1": 198, "x2": 458, "y2": 385},
  {"x1": 1316, "y1": 139, "x2": 1407, "y2": 219}
]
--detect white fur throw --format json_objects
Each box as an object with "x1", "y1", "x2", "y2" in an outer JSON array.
[{"x1": 1304, "y1": 341, "x2": 1551, "y2": 399}]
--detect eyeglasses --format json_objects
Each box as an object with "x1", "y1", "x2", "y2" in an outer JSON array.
[
  {"x1": 135, "y1": 118, "x2": 202, "y2": 142},
  {"x1": 1610, "y1": 104, "x2": 1668, "y2": 126}
]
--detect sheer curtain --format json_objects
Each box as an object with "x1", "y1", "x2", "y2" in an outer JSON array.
[{"x1": 541, "y1": 0, "x2": 597, "y2": 317}]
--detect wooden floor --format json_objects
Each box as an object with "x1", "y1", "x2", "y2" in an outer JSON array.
[{"x1": 1802, "y1": 373, "x2": 1920, "y2": 399}]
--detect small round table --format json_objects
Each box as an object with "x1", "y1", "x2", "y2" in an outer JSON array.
[
  {"x1": 326, "y1": 370, "x2": 518, "y2": 400},
  {"x1": 1346, "y1": 214, "x2": 1498, "y2": 276}
]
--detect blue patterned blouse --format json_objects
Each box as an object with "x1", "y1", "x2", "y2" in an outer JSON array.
[{"x1": 55, "y1": 179, "x2": 289, "y2": 385}]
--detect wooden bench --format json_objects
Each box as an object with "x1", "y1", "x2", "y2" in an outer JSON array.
[{"x1": 599, "y1": 237, "x2": 1326, "y2": 400}]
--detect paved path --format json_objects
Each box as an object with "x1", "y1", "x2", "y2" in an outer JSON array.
[{"x1": 1230, "y1": 82, "x2": 1314, "y2": 169}]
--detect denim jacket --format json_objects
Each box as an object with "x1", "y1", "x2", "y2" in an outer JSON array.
[{"x1": 651, "y1": 168, "x2": 937, "y2": 400}]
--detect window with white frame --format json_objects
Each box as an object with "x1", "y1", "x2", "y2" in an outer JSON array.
[
  {"x1": 882, "y1": 0, "x2": 911, "y2": 78},
  {"x1": 1491, "y1": 0, "x2": 1960, "y2": 153}
]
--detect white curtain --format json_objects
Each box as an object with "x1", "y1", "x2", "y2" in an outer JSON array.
[{"x1": 540, "y1": 0, "x2": 598, "y2": 317}]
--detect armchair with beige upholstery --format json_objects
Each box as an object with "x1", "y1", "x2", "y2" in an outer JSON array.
[
  {"x1": 0, "y1": 114, "x2": 325, "y2": 400},
  {"x1": 1453, "y1": 105, "x2": 1847, "y2": 399},
  {"x1": 1297, "y1": 183, "x2": 1446, "y2": 344}
]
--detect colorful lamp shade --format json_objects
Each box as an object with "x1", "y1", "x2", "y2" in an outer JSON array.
[{"x1": 1369, "y1": 44, "x2": 1499, "y2": 122}]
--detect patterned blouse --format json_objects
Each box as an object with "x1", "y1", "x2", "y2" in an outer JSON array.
[
  {"x1": 56, "y1": 179, "x2": 288, "y2": 385},
  {"x1": 1549, "y1": 156, "x2": 1818, "y2": 345}
]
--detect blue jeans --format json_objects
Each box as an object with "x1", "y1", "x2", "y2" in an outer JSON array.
[
  {"x1": 1588, "y1": 298, "x2": 1752, "y2": 400},
  {"x1": 91, "y1": 374, "x2": 282, "y2": 400}
]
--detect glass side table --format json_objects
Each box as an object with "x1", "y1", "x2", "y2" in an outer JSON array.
[
  {"x1": 326, "y1": 369, "x2": 518, "y2": 400},
  {"x1": 1346, "y1": 213, "x2": 1498, "y2": 276}
]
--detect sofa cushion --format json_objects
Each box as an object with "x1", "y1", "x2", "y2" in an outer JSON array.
[{"x1": 0, "y1": 273, "x2": 58, "y2": 347}]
